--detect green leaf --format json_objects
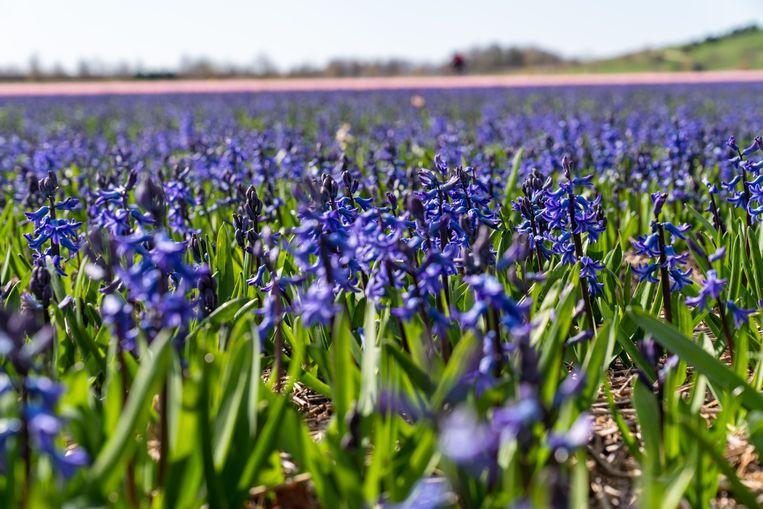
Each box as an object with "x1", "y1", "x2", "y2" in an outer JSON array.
[
  {"x1": 331, "y1": 314, "x2": 358, "y2": 423},
  {"x1": 686, "y1": 205, "x2": 716, "y2": 236},
  {"x1": 235, "y1": 322, "x2": 304, "y2": 505},
  {"x1": 681, "y1": 417, "x2": 761, "y2": 509},
  {"x1": 633, "y1": 379, "x2": 662, "y2": 474},
  {"x1": 384, "y1": 343, "x2": 435, "y2": 394},
  {"x1": 359, "y1": 301, "x2": 380, "y2": 415},
  {"x1": 213, "y1": 340, "x2": 253, "y2": 468},
  {"x1": 200, "y1": 356, "x2": 227, "y2": 509},
  {"x1": 505, "y1": 147, "x2": 524, "y2": 198},
  {"x1": 215, "y1": 225, "x2": 235, "y2": 303},
  {"x1": 89, "y1": 331, "x2": 173, "y2": 492},
  {"x1": 627, "y1": 307, "x2": 763, "y2": 410},
  {"x1": 581, "y1": 317, "x2": 616, "y2": 403}
]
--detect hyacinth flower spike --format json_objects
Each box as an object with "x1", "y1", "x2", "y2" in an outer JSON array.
[
  {"x1": 562, "y1": 156, "x2": 596, "y2": 332},
  {"x1": 24, "y1": 171, "x2": 83, "y2": 278},
  {"x1": 632, "y1": 192, "x2": 693, "y2": 326},
  {"x1": 653, "y1": 192, "x2": 674, "y2": 324},
  {"x1": 686, "y1": 243, "x2": 754, "y2": 360},
  {"x1": 703, "y1": 181, "x2": 726, "y2": 234},
  {"x1": 725, "y1": 135, "x2": 759, "y2": 228},
  {"x1": 512, "y1": 168, "x2": 551, "y2": 272}
]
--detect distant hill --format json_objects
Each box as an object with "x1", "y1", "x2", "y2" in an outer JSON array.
[
  {"x1": 567, "y1": 25, "x2": 763, "y2": 73},
  {"x1": 444, "y1": 24, "x2": 763, "y2": 75}
]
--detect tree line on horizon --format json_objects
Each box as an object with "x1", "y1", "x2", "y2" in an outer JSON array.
[{"x1": 0, "y1": 24, "x2": 758, "y2": 81}]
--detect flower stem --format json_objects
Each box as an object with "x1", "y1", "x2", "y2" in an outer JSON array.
[
  {"x1": 273, "y1": 274, "x2": 284, "y2": 392},
  {"x1": 716, "y1": 299, "x2": 736, "y2": 361},
  {"x1": 48, "y1": 196, "x2": 60, "y2": 258},
  {"x1": 157, "y1": 379, "x2": 169, "y2": 489},
  {"x1": 655, "y1": 222, "x2": 673, "y2": 325},
  {"x1": 490, "y1": 307, "x2": 503, "y2": 376},
  {"x1": 566, "y1": 189, "x2": 595, "y2": 333},
  {"x1": 118, "y1": 348, "x2": 139, "y2": 507}
]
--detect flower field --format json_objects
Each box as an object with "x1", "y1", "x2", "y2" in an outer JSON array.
[{"x1": 1, "y1": 84, "x2": 763, "y2": 508}]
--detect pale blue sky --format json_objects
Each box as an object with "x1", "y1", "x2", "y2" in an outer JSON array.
[{"x1": 1, "y1": 0, "x2": 762, "y2": 71}]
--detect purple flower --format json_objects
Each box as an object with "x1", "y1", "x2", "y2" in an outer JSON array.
[
  {"x1": 632, "y1": 233, "x2": 660, "y2": 258},
  {"x1": 669, "y1": 267, "x2": 693, "y2": 291},
  {"x1": 686, "y1": 270, "x2": 726, "y2": 311},
  {"x1": 663, "y1": 222, "x2": 690, "y2": 241},
  {"x1": 3, "y1": 376, "x2": 91, "y2": 479},
  {"x1": 742, "y1": 136, "x2": 763, "y2": 157},
  {"x1": 25, "y1": 376, "x2": 64, "y2": 408},
  {"x1": 631, "y1": 223, "x2": 692, "y2": 293},
  {"x1": 553, "y1": 371, "x2": 587, "y2": 407},
  {"x1": 25, "y1": 206, "x2": 50, "y2": 226},
  {"x1": 580, "y1": 256, "x2": 605, "y2": 296},
  {"x1": 725, "y1": 300, "x2": 754, "y2": 327},
  {"x1": 651, "y1": 192, "x2": 667, "y2": 217},
  {"x1": 384, "y1": 477, "x2": 454, "y2": 509},
  {"x1": 566, "y1": 329, "x2": 594, "y2": 346},
  {"x1": 632, "y1": 263, "x2": 659, "y2": 284},
  {"x1": 300, "y1": 281, "x2": 339, "y2": 327},
  {"x1": 461, "y1": 274, "x2": 529, "y2": 332},
  {"x1": 491, "y1": 398, "x2": 542, "y2": 442},
  {"x1": 101, "y1": 294, "x2": 138, "y2": 352},
  {"x1": 149, "y1": 233, "x2": 198, "y2": 282},
  {"x1": 439, "y1": 408, "x2": 496, "y2": 467},
  {"x1": 709, "y1": 247, "x2": 726, "y2": 262},
  {"x1": 52, "y1": 447, "x2": 90, "y2": 479},
  {"x1": 547, "y1": 413, "x2": 592, "y2": 454},
  {"x1": 727, "y1": 136, "x2": 740, "y2": 153}
]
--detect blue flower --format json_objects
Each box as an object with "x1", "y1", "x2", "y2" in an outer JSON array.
[
  {"x1": 553, "y1": 371, "x2": 587, "y2": 407},
  {"x1": 726, "y1": 300, "x2": 754, "y2": 327},
  {"x1": 669, "y1": 267, "x2": 693, "y2": 291},
  {"x1": 2, "y1": 376, "x2": 91, "y2": 479},
  {"x1": 727, "y1": 136, "x2": 740, "y2": 153},
  {"x1": 632, "y1": 262, "x2": 659, "y2": 283},
  {"x1": 461, "y1": 274, "x2": 529, "y2": 333},
  {"x1": 651, "y1": 192, "x2": 667, "y2": 217},
  {"x1": 547, "y1": 413, "x2": 591, "y2": 454},
  {"x1": 439, "y1": 408, "x2": 496, "y2": 468},
  {"x1": 686, "y1": 270, "x2": 726, "y2": 311},
  {"x1": 632, "y1": 233, "x2": 660, "y2": 258},
  {"x1": 101, "y1": 294, "x2": 138, "y2": 353},
  {"x1": 580, "y1": 256, "x2": 605, "y2": 296},
  {"x1": 742, "y1": 136, "x2": 763, "y2": 157},
  {"x1": 383, "y1": 477, "x2": 454, "y2": 509},
  {"x1": 663, "y1": 222, "x2": 690, "y2": 241},
  {"x1": 631, "y1": 222, "x2": 692, "y2": 293},
  {"x1": 52, "y1": 447, "x2": 90, "y2": 479},
  {"x1": 25, "y1": 206, "x2": 50, "y2": 226},
  {"x1": 150, "y1": 233, "x2": 198, "y2": 282},
  {"x1": 300, "y1": 281, "x2": 339, "y2": 327},
  {"x1": 709, "y1": 247, "x2": 726, "y2": 262},
  {"x1": 491, "y1": 398, "x2": 542, "y2": 442}
]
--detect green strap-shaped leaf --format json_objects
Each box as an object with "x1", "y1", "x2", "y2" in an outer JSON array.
[
  {"x1": 627, "y1": 307, "x2": 763, "y2": 410},
  {"x1": 89, "y1": 331, "x2": 173, "y2": 491}
]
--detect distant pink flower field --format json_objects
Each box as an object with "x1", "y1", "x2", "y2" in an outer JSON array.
[{"x1": 0, "y1": 71, "x2": 761, "y2": 96}]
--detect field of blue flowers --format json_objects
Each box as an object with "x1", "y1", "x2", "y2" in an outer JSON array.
[{"x1": 1, "y1": 84, "x2": 763, "y2": 508}]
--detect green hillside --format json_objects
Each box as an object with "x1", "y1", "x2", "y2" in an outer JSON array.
[{"x1": 574, "y1": 25, "x2": 763, "y2": 72}]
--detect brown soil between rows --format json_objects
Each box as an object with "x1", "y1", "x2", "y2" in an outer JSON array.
[{"x1": 248, "y1": 363, "x2": 762, "y2": 508}]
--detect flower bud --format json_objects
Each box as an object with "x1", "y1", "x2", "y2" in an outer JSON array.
[
  {"x1": 135, "y1": 175, "x2": 166, "y2": 222},
  {"x1": 30, "y1": 260, "x2": 52, "y2": 310},
  {"x1": 39, "y1": 170, "x2": 58, "y2": 199}
]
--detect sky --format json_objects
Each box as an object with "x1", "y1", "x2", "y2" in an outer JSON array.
[{"x1": 1, "y1": 0, "x2": 762, "y2": 72}]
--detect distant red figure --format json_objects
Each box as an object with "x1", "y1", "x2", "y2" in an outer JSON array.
[{"x1": 451, "y1": 53, "x2": 466, "y2": 75}]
